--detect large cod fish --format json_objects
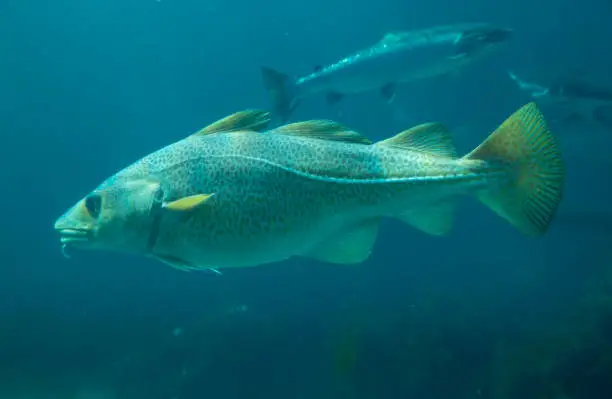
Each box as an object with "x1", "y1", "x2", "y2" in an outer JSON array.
[
  {"x1": 262, "y1": 23, "x2": 512, "y2": 121},
  {"x1": 54, "y1": 103, "x2": 564, "y2": 272}
]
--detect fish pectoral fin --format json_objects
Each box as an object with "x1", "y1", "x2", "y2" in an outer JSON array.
[
  {"x1": 302, "y1": 219, "x2": 379, "y2": 264},
  {"x1": 376, "y1": 122, "x2": 457, "y2": 158},
  {"x1": 154, "y1": 254, "x2": 222, "y2": 274},
  {"x1": 268, "y1": 120, "x2": 372, "y2": 144},
  {"x1": 192, "y1": 110, "x2": 272, "y2": 137},
  {"x1": 380, "y1": 83, "x2": 396, "y2": 103},
  {"x1": 154, "y1": 255, "x2": 197, "y2": 272},
  {"x1": 326, "y1": 91, "x2": 345, "y2": 105},
  {"x1": 163, "y1": 193, "x2": 215, "y2": 212},
  {"x1": 397, "y1": 201, "x2": 456, "y2": 236}
]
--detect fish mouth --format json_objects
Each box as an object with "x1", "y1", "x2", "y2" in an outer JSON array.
[{"x1": 56, "y1": 228, "x2": 93, "y2": 246}]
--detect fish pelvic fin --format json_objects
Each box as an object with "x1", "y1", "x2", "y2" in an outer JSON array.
[
  {"x1": 463, "y1": 102, "x2": 565, "y2": 236},
  {"x1": 154, "y1": 254, "x2": 222, "y2": 274},
  {"x1": 260, "y1": 66, "x2": 300, "y2": 123}
]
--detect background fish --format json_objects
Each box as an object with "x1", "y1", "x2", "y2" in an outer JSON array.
[
  {"x1": 262, "y1": 23, "x2": 512, "y2": 121},
  {"x1": 54, "y1": 103, "x2": 564, "y2": 272},
  {"x1": 508, "y1": 70, "x2": 612, "y2": 129}
]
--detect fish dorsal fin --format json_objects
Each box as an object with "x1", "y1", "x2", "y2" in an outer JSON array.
[
  {"x1": 192, "y1": 109, "x2": 272, "y2": 137},
  {"x1": 376, "y1": 122, "x2": 457, "y2": 158},
  {"x1": 268, "y1": 120, "x2": 373, "y2": 144}
]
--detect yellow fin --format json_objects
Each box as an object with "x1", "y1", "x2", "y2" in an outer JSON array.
[
  {"x1": 463, "y1": 102, "x2": 565, "y2": 236},
  {"x1": 302, "y1": 219, "x2": 379, "y2": 264},
  {"x1": 163, "y1": 193, "x2": 214, "y2": 211},
  {"x1": 192, "y1": 110, "x2": 271, "y2": 136},
  {"x1": 268, "y1": 120, "x2": 372, "y2": 144},
  {"x1": 397, "y1": 201, "x2": 455, "y2": 236},
  {"x1": 376, "y1": 122, "x2": 457, "y2": 158}
]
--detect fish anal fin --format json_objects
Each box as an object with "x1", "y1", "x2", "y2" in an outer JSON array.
[
  {"x1": 397, "y1": 201, "x2": 455, "y2": 236},
  {"x1": 303, "y1": 219, "x2": 379, "y2": 264},
  {"x1": 163, "y1": 194, "x2": 215, "y2": 212},
  {"x1": 326, "y1": 91, "x2": 345, "y2": 105},
  {"x1": 192, "y1": 110, "x2": 271, "y2": 137},
  {"x1": 269, "y1": 120, "x2": 372, "y2": 144},
  {"x1": 380, "y1": 83, "x2": 396, "y2": 103},
  {"x1": 376, "y1": 122, "x2": 457, "y2": 158}
]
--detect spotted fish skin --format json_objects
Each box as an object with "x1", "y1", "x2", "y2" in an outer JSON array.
[
  {"x1": 54, "y1": 104, "x2": 565, "y2": 271},
  {"x1": 121, "y1": 132, "x2": 474, "y2": 268}
]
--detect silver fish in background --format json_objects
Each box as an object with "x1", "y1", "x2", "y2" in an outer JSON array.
[
  {"x1": 262, "y1": 23, "x2": 512, "y2": 121},
  {"x1": 508, "y1": 70, "x2": 612, "y2": 129},
  {"x1": 54, "y1": 103, "x2": 563, "y2": 272}
]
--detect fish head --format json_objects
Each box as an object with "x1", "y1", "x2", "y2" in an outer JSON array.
[
  {"x1": 454, "y1": 26, "x2": 512, "y2": 56},
  {"x1": 54, "y1": 178, "x2": 164, "y2": 255}
]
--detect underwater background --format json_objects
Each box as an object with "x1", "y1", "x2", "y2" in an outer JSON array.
[{"x1": 2, "y1": 0, "x2": 612, "y2": 398}]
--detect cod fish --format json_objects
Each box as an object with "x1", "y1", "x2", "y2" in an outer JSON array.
[
  {"x1": 262, "y1": 23, "x2": 512, "y2": 121},
  {"x1": 508, "y1": 70, "x2": 612, "y2": 129},
  {"x1": 54, "y1": 103, "x2": 564, "y2": 272}
]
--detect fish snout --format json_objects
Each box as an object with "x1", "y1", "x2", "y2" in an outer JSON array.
[{"x1": 54, "y1": 216, "x2": 95, "y2": 247}]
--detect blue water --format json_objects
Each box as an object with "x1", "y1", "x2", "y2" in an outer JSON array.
[{"x1": 2, "y1": 0, "x2": 612, "y2": 398}]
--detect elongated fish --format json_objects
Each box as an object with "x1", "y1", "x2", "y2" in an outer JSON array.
[
  {"x1": 54, "y1": 103, "x2": 564, "y2": 272},
  {"x1": 508, "y1": 70, "x2": 612, "y2": 129},
  {"x1": 262, "y1": 23, "x2": 512, "y2": 121}
]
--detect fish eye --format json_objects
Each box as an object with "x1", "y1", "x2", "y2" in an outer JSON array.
[{"x1": 85, "y1": 194, "x2": 102, "y2": 218}]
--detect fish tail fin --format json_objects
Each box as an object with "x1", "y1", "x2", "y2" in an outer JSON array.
[
  {"x1": 260, "y1": 66, "x2": 300, "y2": 122},
  {"x1": 463, "y1": 102, "x2": 565, "y2": 235}
]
